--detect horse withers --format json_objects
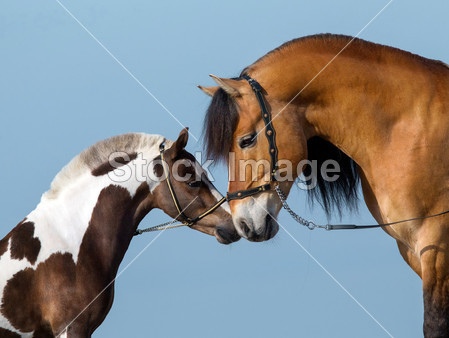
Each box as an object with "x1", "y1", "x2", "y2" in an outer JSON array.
[
  {"x1": 200, "y1": 34, "x2": 449, "y2": 336},
  {"x1": 0, "y1": 128, "x2": 239, "y2": 337}
]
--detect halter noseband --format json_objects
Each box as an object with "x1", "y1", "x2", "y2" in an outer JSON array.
[
  {"x1": 226, "y1": 75, "x2": 279, "y2": 201},
  {"x1": 159, "y1": 143, "x2": 227, "y2": 226}
]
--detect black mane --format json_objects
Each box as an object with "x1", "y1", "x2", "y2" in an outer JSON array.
[{"x1": 304, "y1": 137, "x2": 359, "y2": 215}]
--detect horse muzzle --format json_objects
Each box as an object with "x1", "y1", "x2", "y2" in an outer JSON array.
[
  {"x1": 238, "y1": 213, "x2": 279, "y2": 242},
  {"x1": 215, "y1": 227, "x2": 241, "y2": 244}
]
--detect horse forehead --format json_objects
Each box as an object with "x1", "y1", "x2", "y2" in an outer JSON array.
[
  {"x1": 173, "y1": 152, "x2": 203, "y2": 175},
  {"x1": 234, "y1": 98, "x2": 264, "y2": 134},
  {"x1": 192, "y1": 159, "x2": 206, "y2": 175},
  {"x1": 236, "y1": 113, "x2": 263, "y2": 137}
]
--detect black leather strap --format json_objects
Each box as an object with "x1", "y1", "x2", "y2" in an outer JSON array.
[
  {"x1": 227, "y1": 183, "x2": 271, "y2": 201},
  {"x1": 326, "y1": 209, "x2": 449, "y2": 230},
  {"x1": 242, "y1": 75, "x2": 279, "y2": 180},
  {"x1": 225, "y1": 76, "x2": 279, "y2": 201}
]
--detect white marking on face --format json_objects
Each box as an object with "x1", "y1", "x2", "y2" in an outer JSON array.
[{"x1": 231, "y1": 193, "x2": 281, "y2": 238}]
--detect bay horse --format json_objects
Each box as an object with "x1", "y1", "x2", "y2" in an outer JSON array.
[
  {"x1": 0, "y1": 129, "x2": 238, "y2": 337},
  {"x1": 199, "y1": 34, "x2": 449, "y2": 337}
]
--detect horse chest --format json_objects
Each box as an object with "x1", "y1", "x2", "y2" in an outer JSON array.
[{"x1": 0, "y1": 192, "x2": 106, "y2": 335}]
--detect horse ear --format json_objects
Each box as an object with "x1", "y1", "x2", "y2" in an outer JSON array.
[
  {"x1": 209, "y1": 74, "x2": 243, "y2": 97},
  {"x1": 173, "y1": 128, "x2": 189, "y2": 154},
  {"x1": 197, "y1": 85, "x2": 219, "y2": 97}
]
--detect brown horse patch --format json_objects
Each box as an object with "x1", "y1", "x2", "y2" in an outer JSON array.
[
  {"x1": 1, "y1": 252, "x2": 76, "y2": 334},
  {"x1": 0, "y1": 237, "x2": 8, "y2": 257},
  {"x1": 91, "y1": 152, "x2": 137, "y2": 176},
  {"x1": 0, "y1": 328, "x2": 20, "y2": 338},
  {"x1": 10, "y1": 221, "x2": 41, "y2": 265}
]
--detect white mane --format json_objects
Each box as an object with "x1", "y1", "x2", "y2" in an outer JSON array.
[{"x1": 43, "y1": 133, "x2": 170, "y2": 200}]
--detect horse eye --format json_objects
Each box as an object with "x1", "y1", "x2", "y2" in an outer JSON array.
[
  {"x1": 239, "y1": 134, "x2": 256, "y2": 149},
  {"x1": 188, "y1": 181, "x2": 201, "y2": 188}
]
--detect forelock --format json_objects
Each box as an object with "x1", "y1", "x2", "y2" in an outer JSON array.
[{"x1": 202, "y1": 88, "x2": 240, "y2": 163}]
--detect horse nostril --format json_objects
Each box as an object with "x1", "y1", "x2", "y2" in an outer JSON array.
[
  {"x1": 264, "y1": 214, "x2": 272, "y2": 236},
  {"x1": 216, "y1": 228, "x2": 240, "y2": 244},
  {"x1": 231, "y1": 231, "x2": 241, "y2": 242},
  {"x1": 240, "y1": 221, "x2": 251, "y2": 237},
  {"x1": 265, "y1": 214, "x2": 271, "y2": 226},
  {"x1": 264, "y1": 213, "x2": 278, "y2": 240},
  {"x1": 216, "y1": 228, "x2": 225, "y2": 238}
]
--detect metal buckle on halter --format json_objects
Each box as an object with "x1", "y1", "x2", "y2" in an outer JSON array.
[
  {"x1": 248, "y1": 79, "x2": 262, "y2": 92},
  {"x1": 243, "y1": 75, "x2": 262, "y2": 92}
]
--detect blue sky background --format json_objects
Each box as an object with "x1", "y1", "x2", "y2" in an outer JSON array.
[{"x1": 1, "y1": 1, "x2": 448, "y2": 337}]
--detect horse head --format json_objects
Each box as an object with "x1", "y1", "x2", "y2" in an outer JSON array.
[
  {"x1": 199, "y1": 75, "x2": 310, "y2": 242},
  {"x1": 152, "y1": 128, "x2": 240, "y2": 244}
]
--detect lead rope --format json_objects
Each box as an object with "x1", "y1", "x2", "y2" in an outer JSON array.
[
  {"x1": 275, "y1": 185, "x2": 449, "y2": 230},
  {"x1": 134, "y1": 219, "x2": 187, "y2": 236}
]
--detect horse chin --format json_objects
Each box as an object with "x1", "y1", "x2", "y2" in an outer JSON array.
[{"x1": 214, "y1": 227, "x2": 241, "y2": 244}]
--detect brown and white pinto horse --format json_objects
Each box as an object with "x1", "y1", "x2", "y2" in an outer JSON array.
[
  {"x1": 200, "y1": 34, "x2": 449, "y2": 336},
  {"x1": 0, "y1": 129, "x2": 238, "y2": 337}
]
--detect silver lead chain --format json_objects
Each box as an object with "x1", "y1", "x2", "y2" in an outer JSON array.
[
  {"x1": 134, "y1": 219, "x2": 186, "y2": 235},
  {"x1": 275, "y1": 185, "x2": 328, "y2": 230}
]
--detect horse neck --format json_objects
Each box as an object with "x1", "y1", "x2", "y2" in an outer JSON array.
[
  {"x1": 253, "y1": 45, "x2": 449, "y2": 173},
  {"x1": 252, "y1": 43, "x2": 449, "y2": 220},
  {"x1": 30, "y1": 156, "x2": 157, "y2": 276}
]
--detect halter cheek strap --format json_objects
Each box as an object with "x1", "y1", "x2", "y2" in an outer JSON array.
[
  {"x1": 159, "y1": 143, "x2": 194, "y2": 224},
  {"x1": 159, "y1": 143, "x2": 227, "y2": 226},
  {"x1": 243, "y1": 75, "x2": 279, "y2": 180},
  {"x1": 226, "y1": 75, "x2": 279, "y2": 201}
]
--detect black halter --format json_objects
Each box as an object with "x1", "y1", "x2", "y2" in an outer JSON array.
[
  {"x1": 226, "y1": 75, "x2": 279, "y2": 201},
  {"x1": 159, "y1": 143, "x2": 227, "y2": 226}
]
